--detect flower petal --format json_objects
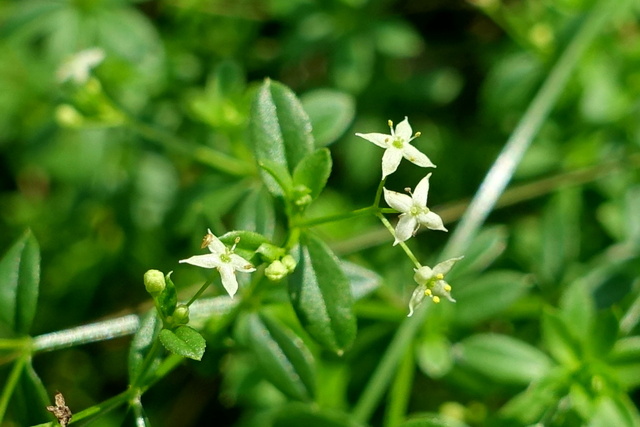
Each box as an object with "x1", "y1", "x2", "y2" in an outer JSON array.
[
  {"x1": 402, "y1": 144, "x2": 436, "y2": 168},
  {"x1": 394, "y1": 117, "x2": 412, "y2": 140},
  {"x1": 179, "y1": 253, "x2": 222, "y2": 269},
  {"x1": 413, "y1": 173, "x2": 432, "y2": 206},
  {"x1": 407, "y1": 284, "x2": 427, "y2": 317},
  {"x1": 355, "y1": 132, "x2": 390, "y2": 149},
  {"x1": 229, "y1": 253, "x2": 256, "y2": 272},
  {"x1": 394, "y1": 214, "x2": 417, "y2": 245},
  {"x1": 206, "y1": 231, "x2": 226, "y2": 254},
  {"x1": 432, "y1": 256, "x2": 464, "y2": 277},
  {"x1": 381, "y1": 147, "x2": 403, "y2": 178},
  {"x1": 219, "y1": 264, "x2": 239, "y2": 297},
  {"x1": 418, "y1": 211, "x2": 447, "y2": 232},
  {"x1": 432, "y1": 280, "x2": 456, "y2": 302},
  {"x1": 383, "y1": 188, "x2": 413, "y2": 212}
]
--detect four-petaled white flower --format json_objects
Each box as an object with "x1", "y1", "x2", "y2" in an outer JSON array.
[
  {"x1": 408, "y1": 256, "x2": 463, "y2": 317},
  {"x1": 356, "y1": 117, "x2": 435, "y2": 179},
  {"x1": 57, "y1": 47, "x2": 106, "y2": 84},
  {"x1": 383, "y1": 173, "x2": 447, "y2": 245},
  {"x1": 179, "y1": 229, "x2": 255, "y2": 298}
]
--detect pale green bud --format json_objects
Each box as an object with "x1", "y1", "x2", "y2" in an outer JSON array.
[
  {"x1": 265, "y1": 260, "x2": 288, "y2": 281},
  {"x1": 172, "y1": 304, "x2": 190, "y2": 325},
  {"x1": 144, "y1": 269, "x2": 166, "y2": 296},
  {"x1": 281, "y1": 254, "x2": 297, "y2": 273}
]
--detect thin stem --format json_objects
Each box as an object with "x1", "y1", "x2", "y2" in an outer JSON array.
[
  {"x1": 374, "y1": 178, "x2": 387, "y2": 208},
  {"x1": 353, "y1": 0, "x2": 628, "y2": 422},
  {"x1": 377, "y1": 214, "x2": 421, "y2": 269},
  {"x1": 0, "y1": 354, "x2": 27, "y2": 422},
  {"x1": 384, "y1": 346, "x2": 415, "y2": 427},
  {"x1": 442, "y1": 0, "x2": 622, "y2": 261},
  {"x1": 129, "y1": 119, "x2": 254, "y2": 177},
  {"x1": 186, "y1": 280, "x2": 213, "y2": 307},
  {"x1": 295, "y1": 206, "x2": 376, "y2": 228}
]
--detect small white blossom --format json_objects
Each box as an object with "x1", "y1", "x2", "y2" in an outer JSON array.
[
  {"x1": 57, "y1": 47, "x2": 106, "y2": 84},
  {"x1": 383, "y1": 173, "x2": 446, "y2": 245},
  {"x1": 179, "y1": 229, "x2": 255, "y2": 298},
  {"x1": 408, "y1": 256, "x2": 463, "y2": 317},
  {"x1": 356, "y1": 117, "x2": 435, "y2": 179}
]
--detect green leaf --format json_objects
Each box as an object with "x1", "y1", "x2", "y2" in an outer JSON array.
[
  {"x1": 234, "y1": 186, "x2": 276, "y2": 240},
  {"x1": 218, "y1": 230, "x2": 272, "y2": 262},
  {"x1": 342, "y1": 260, "x2": 381, "y2": 300},
  {"x1": 156, "y1": 272, "x2": 177, "y2": 319},
  {"x1": 250, "y1": 79, "x2": 314, "y2": 194},
  {"x1": 609, "y1": 337, "x2": 640, "y2": 388},
  {"x1": 289, "y1": 233, "x2": 356, "y2": 353},
  {"x1": 240, "y1": 312, "x2": 316, "y2": 401},
  {"x1": 293, "y1": 148, "x2": 332, "y2": 201},
  {"x1": 10, "y1": 359, "x2": 51, "y2": 426},
  {"x1": 588, "y1": 309, "x2": 618, "y2": 357},
  {"x1": 589, "y1": 395, "x2": 638, "y2": 427},
  {"x1": 446, "y1": 225, "x2": 508, "y2": 281},
  {"x1": 416, "y1": 333, "x2": 453, "y2": 378},
  {"x1": 272, "y1": 403, "x2": 365, "y2": 427},
  {"x1": 453, "y1": 271, "x2": 531, "y2": 326},
  {"x1": 300, "y1": 89, "x2": 355, "y2": 147},
  {"x1": 542, "y1": 308, "x2": 582, "y2": 366},
  {"x1": 128, "y1": 311, "x2": 161, "y2": 384},
  {"x1": 457, "y1": 334, "x2": 553, "y2": 385},
  {"x1": 560, "y1": 281, "x2": 595, "y2": 348},
  {"x1": 257, "y1": 158, "x2": 295, "y2": 197},
  {"x1": 0, "y1": 230, "x2": 40, "y2": 335},
  {"x1": 158, "y1": 326, "x2": 206, "y2": 361}
]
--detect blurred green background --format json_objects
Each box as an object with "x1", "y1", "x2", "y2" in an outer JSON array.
[{"x1": 1, "y1": 0, "x2": 640, "y2": 426}]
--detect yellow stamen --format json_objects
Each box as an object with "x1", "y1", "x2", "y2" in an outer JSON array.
[
  {"x1": 444, "y1": 284, "x2": 452, "y2": 292},
  {"x1": 424, "y1": 289, "x2": 432, "y2": 297},
  {"x1": 432, "y1": 296, "x2": 440, "y2": 303},
  {"x1": 414, "y1": 132, "x2": 421, "y2": 137},
  {"x1": 435, "y1": 273, "x2": 444, "y2": 280},
  {"x1": 388, "y1": 120, "x2": 393, "y2": 128}
]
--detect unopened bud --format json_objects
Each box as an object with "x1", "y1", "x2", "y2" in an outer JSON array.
[
  {"x1": 144, "y1": 269, "x2": 166, "y2": 296},
  {"x1": 265, "y1": 260, "x2": 288, "y2": 281},
  {"x1": 281, "y1": 255, "x2": 297, "y2": 273},
  {"x1": 172, "y1": 304, "x2": 190, "y2": 325}
]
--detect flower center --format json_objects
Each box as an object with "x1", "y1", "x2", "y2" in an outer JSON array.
[
  {"x1": 409, "y1": 205, "x2": 430, "y2": 216},
  {"x1": 220, "y1": 252, "x2": 232, "y2": 263},
  {"x1": 391, "y1": 137, "x2": 404, "y2": 149}
]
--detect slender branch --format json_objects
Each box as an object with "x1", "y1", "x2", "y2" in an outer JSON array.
[
  {"x1": 377, "y1": 214, "x2": 421, "y2": 269},
  {"x1": 0, "y1": 354, "x2": 27, "y2": 422}
]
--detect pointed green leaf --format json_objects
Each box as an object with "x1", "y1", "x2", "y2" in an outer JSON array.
[
  {"x1": 0, "y1": 230, "x2": 40, "y2": 334},
  {"x1": 293, "y1": 148, "x2": 332, "y2": 201},
  {"x1": 257, "y1": 158, "x2": 294, "y2": 197},
  {"x1": 241, "y1": 313, "x2": 316, "y2": 401},
  {"x1": 289, "y1": 233, "x2": 356, "y2": 353},
  {"x1": 158, "y1": 326, "x2": 206, "y2": 361},
  {"x1": 457, "y1": 333, "x2": 553, "y2": 385},
  {"x1": 609, "y1": 337, "x2": 640, "y2": 389},
  {"x1": 234, "y1": 186, "x2": 276, "y2": 240},
  {"x1": 250, "y1": 79, "x2": 314, "y2": 194},
  {"x1": 542, "y1": 308, "x2": 582, "y2": 366},
  {"x1": 300, "y1": 89, "x2": 355, "y2": 147},
  {"x1": 453, "y1": 271, "x2": 531, "y2": 326}
]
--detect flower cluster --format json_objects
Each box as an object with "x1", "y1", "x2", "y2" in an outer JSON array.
[{"x1": 357, "y1": 117, "x2": 463, "y2": 316}]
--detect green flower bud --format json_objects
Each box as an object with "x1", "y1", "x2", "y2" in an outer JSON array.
[
  {"x1": 172, "y1": 304, "x2": 190, "y2": 325},
  {"x1": 265, "y1": 260, "x2": 288, "y2": 281},
  {"x1": 281, "y1": 254, "x2": 297, "y2": 273},
  {"x1": 144, "y1": 269, "x2": 166, "y2": 296}
]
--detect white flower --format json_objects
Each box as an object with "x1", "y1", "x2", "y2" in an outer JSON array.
[
  {"x1": 383, "y1": 173, "x2": 446, "y2": 245},
  {"x1": 408, "y1": 256, "x2": 463, "y2": 317},
  {"x1": 355, "y1": 117, "x2": 435, "y2": 179},
  {"x1": 57, "y1": 47, "x2": 106, "y2": 84},
  {"x1": 179, "y1": 229, "x2": 255, "y2": 298}
]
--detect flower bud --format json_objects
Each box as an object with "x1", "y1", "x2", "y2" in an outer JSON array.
[
  {"x1": 172, "y1": 304, "x2": 190, "y2": 325},
  {"x1": 413, "y1": 266, "x2": 434, "y2": 286},
  {"x1": 144, "y1": 269, "x2": 166, "y2": 296},
  {"x1": 281, "y1": 254, "x2": 297, "y2": 273},
  {"x1": 265, "y1": 260, "x2": 288, "y2": 281}
]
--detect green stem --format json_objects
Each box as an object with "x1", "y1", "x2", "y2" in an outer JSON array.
[
  {"x1": 130, "y1": 337, "x2": 163, "y2": 389},
  {"x1": 0, "y1": 354, "x2": 27, "y2": 422},
  {"x1": 384, "y1": 346, "x2": 415, "y2": 427},
  {"x1": 186, "y1": 280, "x2": 213, "y2": 307},
  {"x1": 373, "y1": 177, "x2": 387, "y2": 208},
  {"x1": 377, "y1": 214, "x2": 421, "y2": 269},
  {"x1": 353, "y1": 0, "x2": 628, "y2": 422},
  {"x1": 295, "y1": 206, "x2": 376, "y2": 228},
  {"x1": 127, "y1": 118, "x2": 254, "y2": 177}
]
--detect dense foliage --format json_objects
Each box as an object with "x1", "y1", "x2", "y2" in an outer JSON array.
[{"x1": 1, "y1": 0, "x2": 640, "y2": 426}]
